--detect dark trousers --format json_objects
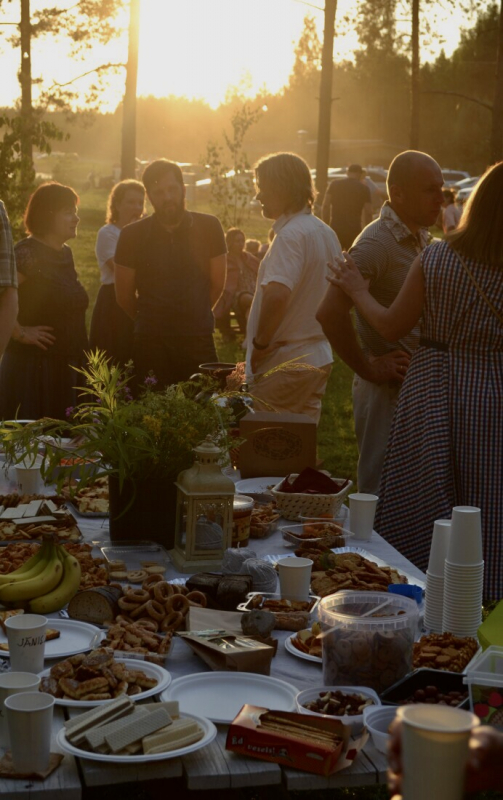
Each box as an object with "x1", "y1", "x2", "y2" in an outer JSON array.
[{"x1": 133, "y1": 332, "x2": 217, "y2": 389}]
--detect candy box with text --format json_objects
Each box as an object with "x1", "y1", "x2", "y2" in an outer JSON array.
[{"x1": 226, "y1": 704, "x2": 367, "y2": 776}]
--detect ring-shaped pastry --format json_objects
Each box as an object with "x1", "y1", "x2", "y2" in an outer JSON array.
[
  {"x1": 186, "y1": 591, "x2": 207, "y2": 608},
  {"x1": 153, "y1": 581, "x2": 174, "y2": 603},
  {"x1": 166, "y1": 593, "x2": 190, "y2": 616},
  {"x1": 161, "y1": 611, "x2": 184, "y2": 631},
  {"x1": 146, "y1": 599, "x2": 165, "y2": 621}
]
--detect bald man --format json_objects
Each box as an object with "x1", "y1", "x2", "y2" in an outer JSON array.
[{"x1": 317, "y1": 150, "x2": 443, "y2": 494}]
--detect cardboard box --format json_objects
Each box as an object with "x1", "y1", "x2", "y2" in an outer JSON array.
[
  {"x1": 226, "y1": 705, "x2": 367, "y2": 776},
  {"x1": 238, "y1": 412, "x2": 317, "y2": 479},
  {"x1": 176, "y1": 630, "x2": 274, "y2": 674}
]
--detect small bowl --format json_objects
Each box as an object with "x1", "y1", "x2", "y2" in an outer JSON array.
[
  {"x1": 296, "y1": 685, "x2": 380, "y2": 734},
  {"x1": 362, "y1": 705, "x2": 399, "y2": 754}
]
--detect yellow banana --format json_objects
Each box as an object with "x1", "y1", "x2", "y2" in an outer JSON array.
[
  {"x1": 0, "y1": 541, "x2": 51, "y2": 585},
  {"x1": 0, "y1": 543, "x2": 63, "y2": 603},
  {"x1": 29, "y1": 546, "x2": 81, "y2": 615}
]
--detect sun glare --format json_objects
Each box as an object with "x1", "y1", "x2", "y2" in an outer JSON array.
[{"x1": 136, "y1": 0, "x2": 309, "y2": 108}]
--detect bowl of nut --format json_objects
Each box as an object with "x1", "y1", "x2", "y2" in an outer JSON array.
[{"x1": 295, "y1": 686, "x2": 380, "y2": 734}]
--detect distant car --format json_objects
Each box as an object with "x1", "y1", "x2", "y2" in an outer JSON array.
[
  {"x1": 441, "y1": 169, "x2": 471, "y2": 187},
  {"x1": 451, "y1": 176, "x2": 480, "y2": 204}
]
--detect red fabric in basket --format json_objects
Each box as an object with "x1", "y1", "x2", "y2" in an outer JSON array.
[{"x1": 278, "y1": 468, "x2": 349, "y2": 495}]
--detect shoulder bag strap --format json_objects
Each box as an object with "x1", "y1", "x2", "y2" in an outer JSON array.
[{"x1": 454, "y1": 249, "x2": 503, "y2": 327}]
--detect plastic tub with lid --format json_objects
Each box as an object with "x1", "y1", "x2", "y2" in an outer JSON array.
[
  {"x1": 463, "y1": 645, "x2": 503, "y2": 726},
  {"x1": 319, "y1": 591, "x2": 419, "y2": 693}
]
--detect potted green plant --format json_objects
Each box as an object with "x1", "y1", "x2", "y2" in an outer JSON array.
[{"x1": 0, "y1": 351, "x2": 234, "y2": 547}]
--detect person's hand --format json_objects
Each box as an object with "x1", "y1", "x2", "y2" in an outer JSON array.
[
  {"x1": 366, "y1": 350, "x2": 411, "y2": 384},
  {"x1": 16, "y1": 326, "x2": 56, "y2": 351},
  {"x1": 465, "y1": 726, "x2": 503, "y2": 794},
  {"x1": 327, "y1": 252, "x2": 370, "y2": 298}
]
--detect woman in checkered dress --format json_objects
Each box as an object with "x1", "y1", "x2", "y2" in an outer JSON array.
[{"x1": 330, "y1": 162, "x2": 503, "y2": 600}]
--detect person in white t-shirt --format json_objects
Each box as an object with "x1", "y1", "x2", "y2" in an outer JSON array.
[
  {"x1": 441, "y1": 189, "x2": 462, "y2": 233},
  {"x1": 90, "y1": 180, "x2": 145, "y2": 364},
  {"x1": 246, "y1": 152, "x2": 342, "y2": 422}
]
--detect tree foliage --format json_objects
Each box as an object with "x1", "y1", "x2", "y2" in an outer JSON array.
[{"x1": 204, "y1": 104, "x2": 263, "y2": 230}]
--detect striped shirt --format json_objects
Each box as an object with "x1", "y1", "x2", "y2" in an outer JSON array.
[
  {"x1": 0, "y1": 201, "x2": 18, "y2": 290},
  {"x1": 349, "y1": 202, "x2": 429, "y2": 357}
]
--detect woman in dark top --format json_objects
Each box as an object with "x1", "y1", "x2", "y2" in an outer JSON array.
[{"x1": 0, "y1": 182, "x2": 89, "y2": 420}]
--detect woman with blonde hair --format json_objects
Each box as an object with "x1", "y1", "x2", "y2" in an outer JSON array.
[
  {"x1": 90, "y1": 179, "x2": 145, "y2": 364},
  {"x1": 330, "y1": 162, "x2": 503, "y2": 599}
]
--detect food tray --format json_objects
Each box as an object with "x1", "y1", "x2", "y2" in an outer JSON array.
[
  {"x1": 64, "y1": 499, "x2": 109, "y2": 519},
  {"x1": 380, "y1": 668, "x2": 469, "y2": 708},
  {"x1": 100, "y1": 541, "x2": 171, "y2": 575},
  {"x1": 281, "y1": 521, "x2": 353, "y2": 547},
  {"x1": 237, "y1": 591, "x2": 321, "y2": 618}
]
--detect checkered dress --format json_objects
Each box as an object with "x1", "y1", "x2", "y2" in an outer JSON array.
[{"x1": 375, "y1": 240, "x2": 503, "y2": 600}]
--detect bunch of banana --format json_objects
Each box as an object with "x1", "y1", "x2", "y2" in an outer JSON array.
[{"x1": 0, "y1": 538, "x2": 81, "y2": 614}]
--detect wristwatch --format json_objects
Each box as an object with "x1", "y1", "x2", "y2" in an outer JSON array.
[{"x1": 252, "y1": 337, "x2": 269, "y2": 351}]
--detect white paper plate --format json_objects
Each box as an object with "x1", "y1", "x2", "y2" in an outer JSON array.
[
  {"x1": 161, "y1": 671, "x2": 298, "y2": 724},
  {"x1": 0, "y1": 619, "x2": 101, "y2": 660},
  {"x1": 39, "y1": 658, "x2": 171, "y2": 707},
  {"x1": 56, "y1": 711, "x2": 217, "y2": 762},
  {"x1": 285, "y1": 632, "x2": 322, "y2": 664},
  {"x1": 235, "y1": 477, "x2": 284, "y2": 495}
]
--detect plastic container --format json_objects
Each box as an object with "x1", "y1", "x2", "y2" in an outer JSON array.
[
  {"x1": 380, "y1": 668, "x2": 469, "y2": 708},
  {"x1": 463, "y1": 645, "x2": 503, "y2": 726},
  {"x1": 362, "y1": 705, "x2": 399, "y2": 754},
  {"x1": 295, "y1": 685, "x2": 380, "y2": 734},
  {"x1": 319, "y1": 591, "x2": 419, "y2": 693},
  {"x1": 281, "y1": 521, "x2": 353, "y2": 548},
  {"x1": 232, "y1": 495, "x2": 254, "y2": 548}
]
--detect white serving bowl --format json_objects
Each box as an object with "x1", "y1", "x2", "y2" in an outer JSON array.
[
  {"x1": 295, "y1": 685, "x2": 380, "y2": 734},
  {"x1": 362, "y1": 705, "x2": 399, "y2": 754}
]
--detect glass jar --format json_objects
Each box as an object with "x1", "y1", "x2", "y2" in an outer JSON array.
[{"x1": 232, "y1": 494, "x2": 254, "y2": 548}]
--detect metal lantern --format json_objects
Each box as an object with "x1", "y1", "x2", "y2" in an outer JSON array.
[{"x1": 171, "y1": 437, "x2": 235, "y2": 573}]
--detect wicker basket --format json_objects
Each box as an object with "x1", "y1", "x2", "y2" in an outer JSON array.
[{"x1": 270, "y1": 475, "x2": 353, "y2": 521}]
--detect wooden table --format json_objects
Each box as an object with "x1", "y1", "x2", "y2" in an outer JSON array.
[{"x1": 0, "y1": 509, "x2": 424, "y2": 797}]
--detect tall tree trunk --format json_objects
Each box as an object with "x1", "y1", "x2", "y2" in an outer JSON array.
[
  {"x1": 490, "y1": 0, "x2": 503, "y2": 163},
  {"x1": 121, "y1": 0, "x2": 140, "y2": 179},
  {"x1": 19, "y1": 0, "x2": 33, "y2": 187},
  {"x1": 315, "y1": 0, "x2": 337, "y2": 206},
  {"x1": 410, "y1": 0, "x2": 420, "y2": 149}
]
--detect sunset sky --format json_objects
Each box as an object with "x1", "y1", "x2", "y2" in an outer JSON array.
[{"x1": 0, "y1": 0, "x2": 471, "y2": 111}]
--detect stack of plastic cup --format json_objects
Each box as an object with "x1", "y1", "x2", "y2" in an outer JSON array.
[
  {"x1": 424, "y1": 519, "x2": 451, "y2": 633},
  {"x1": 443, "y1": 507, "x2": 484, "y2": 637}
]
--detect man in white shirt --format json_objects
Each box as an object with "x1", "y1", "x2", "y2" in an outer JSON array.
[{"x1": 246, "y1": 152, "x2": 342, "y2": 422}]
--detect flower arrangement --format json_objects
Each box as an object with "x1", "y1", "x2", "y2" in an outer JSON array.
[{"x1": 0, "y1": 351, "x2": 234, "y2": 495}]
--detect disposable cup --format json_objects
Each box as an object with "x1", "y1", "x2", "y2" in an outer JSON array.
[
  {"x1": 398, "y1": 704, "x2": 479, "y2": 800},
  {"x1": 277, "y1": 557, "x2": 313, "y2": 601},
  {"x1": 447, "y1": 507, "x2": 483, "y2": 565},
  {"x1": 0, "y1": 672, "x2": 41, "y2": 747},
  {"x1": 349, "y1": 493, "x2": 378, "y2": 541},
  {"x1": 427, "y1": 519, "x2": 451, "y2": 576},
  {"x1": 4, "y1": 692, "x2": 54, "y2": 773},
  {"x1": 15, "y1": 466, "x2": 42, "y2": 495},
  {"x1": 445, "y1": 560, "x2": 484, "y2": 570},
  {"x1": 4, "y1": 614, "x2": 47, "y2": 673}
]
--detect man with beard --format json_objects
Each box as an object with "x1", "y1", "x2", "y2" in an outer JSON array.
[{"x1": 115, "y1": 159, "x2": 226, "y2": 387}]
